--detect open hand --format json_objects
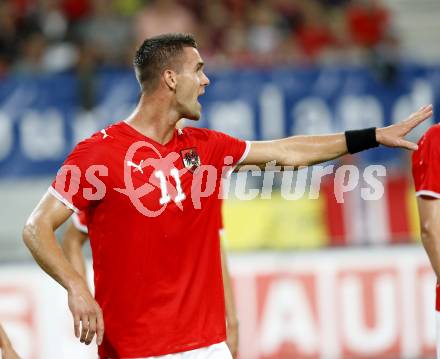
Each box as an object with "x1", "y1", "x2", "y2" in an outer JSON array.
[
  {"x1": 68, "y1": 280, "x2": 104, "y2": 346},
  {"x1": 376, "y1": 104, "x2": 433, "y2": 150}
]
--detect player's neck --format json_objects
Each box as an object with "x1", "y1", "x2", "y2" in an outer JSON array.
[{"x1": 126, "y1": 93, "x2": 179, "y2": 145}]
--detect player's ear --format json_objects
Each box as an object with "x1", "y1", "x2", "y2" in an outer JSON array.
[{"x1": 164, "y1": 70, "x2": 177, "y2": 91}]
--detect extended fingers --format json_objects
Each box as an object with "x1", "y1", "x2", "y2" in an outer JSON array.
[
  {"x1": 408, "y1": 104, "x2": 433, "y2": 127},
  {"x1": 398, "y1": 139, "x2": 418, "y2": 151},
  {"x1": 378, "y1": 105, "x2": 433, "y2": 149}
]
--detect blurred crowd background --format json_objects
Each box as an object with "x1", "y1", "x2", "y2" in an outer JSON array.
[{"x1": 0, "y1": 0, "x2": 401, "y2": 75}]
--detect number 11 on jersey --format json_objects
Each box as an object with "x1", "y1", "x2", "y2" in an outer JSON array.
[{"x1": 154, "y1": 169, "x2": 186, "y2": 205}]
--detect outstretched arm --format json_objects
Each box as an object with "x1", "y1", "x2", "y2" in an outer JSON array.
[
  {"x1": 417, "y1": 196, "x2": 440, "y2": 280},
  {"x1": 220, "y1": 244, "x2": 239, "y2": 358},
  {"x1": 242, "y1": 105, "x2": 433, "y2": 167},
  {"x1": 23, "y1": 192, "x2": 104, "y2": 346},
  {"x1": 0, "y1": 324, "x2": 21, "y2": 358},
  {"x1": 62, "y1": 221, "x2": 89, "y2": 283}
]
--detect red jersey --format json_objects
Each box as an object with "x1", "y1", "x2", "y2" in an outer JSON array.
[
  {"x1": 73, "y1": 201, "x2": 224, "y2": 236},
  {"x1": 412, "y1": 124, "x2": 440, "y2": 311},
  {"x1": 72, "y1": 211, "x2": 88, "y2": 234},
  {"x1": 50, "y1": 122, "x2": 248, "y2": 358}
]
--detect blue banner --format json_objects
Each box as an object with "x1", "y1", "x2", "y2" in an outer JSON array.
[{"x1": 0, "y1": 65, "x2": 439, "y2": 177}]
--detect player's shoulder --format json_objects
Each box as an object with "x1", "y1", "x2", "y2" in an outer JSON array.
[
  {"x1": 420, "y1": 124, "x2": 440, "y2": 145},
  {"x1": 69, "y1": 122, "x2": 123, "y2": 162},
  {"x1": 181, "y1": 127, "x2": 210, "y2": 138},
  {"x1": 76, "y1": 123, "x2": 121, "y2": 149},
  {"x1": 413, "y1": 124, "x2": 440, "y2": 165},
  {"x1": 181, "y1": 127, "x2": 231, "y2": 141}
]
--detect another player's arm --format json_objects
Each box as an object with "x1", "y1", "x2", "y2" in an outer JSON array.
[
  {"x1": 417, "y1": 197, "x2": 440, "y2": 280},
  {"x1": 242, "y1": 105, "x2": 433, "y2": 167},
  {"x1": 220, "y1": 244, "x2": 239, "y2": 358},
  {"x1": 0, "y1": 324, "x2": 21, "y2": 358},
  {"x1": 22, "y1": 192, "x2": 104, "y2": 346},
  {"x1": 62, "y1": 222, "x2": 89, "y2": 282}
]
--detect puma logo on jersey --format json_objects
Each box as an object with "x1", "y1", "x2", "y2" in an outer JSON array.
[
  {"x1": 101, "y1": 129, "x2": 111, "y2": 139},
  {"x1": 127, "y1": 160, "x2": 144, "y2": 174}
]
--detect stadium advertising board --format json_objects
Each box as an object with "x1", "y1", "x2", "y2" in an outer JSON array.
[
  {"x1": 0, "y1": 66, "x2": 438, "y2": 177},
  {"x1": 0, "y1": 247, "x2": 435, "y2": 359}
]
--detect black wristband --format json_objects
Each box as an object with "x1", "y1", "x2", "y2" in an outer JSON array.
[{"x1": 344, "y1": 127, "x2": 379, "y2": 154}]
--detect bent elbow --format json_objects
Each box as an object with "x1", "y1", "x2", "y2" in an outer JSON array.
[
  {"x1": 22, "y1": 215, "x2": 46, "y2": 251},
  {"x1": 22, "y1": 220, "x2": 37, "y2": 249}
]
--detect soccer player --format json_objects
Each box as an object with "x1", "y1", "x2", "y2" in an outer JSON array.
[
  {"x1": 0, "y1": 324, "x2": 21, "y2": 359},
  {"x1": 62, "y1": 210, "x2": 239, "y2": 357},
  {"x1": 22, "y1": 33, "x2": 432, "y2": 359},
  {"x1": 412, "y1": 124, "x2": 440, "y2": 359}
]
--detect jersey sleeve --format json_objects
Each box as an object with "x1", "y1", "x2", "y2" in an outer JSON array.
[
  {"x1": 49, "y1": 136, "x2": 108, "y2": 212},
  {"x1": 412, "y1": 126, "x2": 440, "y2": 199},
  {"x1": 207, "y1": 130, "x2": 250, "y2": 170},
  {"x1": 72, "y1": 211, "x2": 89, "y2": 234}
]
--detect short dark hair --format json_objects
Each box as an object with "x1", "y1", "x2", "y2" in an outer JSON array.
[{"x1": 133, "y1": 33, "x2": 198, "y2": 93}]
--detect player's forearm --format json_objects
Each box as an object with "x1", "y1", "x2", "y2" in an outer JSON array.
[
  {"x1": 63, "y1": 241, "x2": 87, "y2": 280},
  {"x1": 23, "y1": 219, "x2": 85, "y2": 291},
  {"x1": 244, "y1": 106, "x2": 432, "y2": 167},
  {"x1": 245, "y1": 133, "x2": 348, "y2": 168},
  {"x1": 279, "y1": 133, "x2": 348, "y2": 167},
  {"x1": 62, "y1": 227, "x2": 88, "y2": 281}
]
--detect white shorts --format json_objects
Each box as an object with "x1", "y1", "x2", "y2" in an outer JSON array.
[{"x1": 108, "y1": 342, "x2": 232, "y2": 359}]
